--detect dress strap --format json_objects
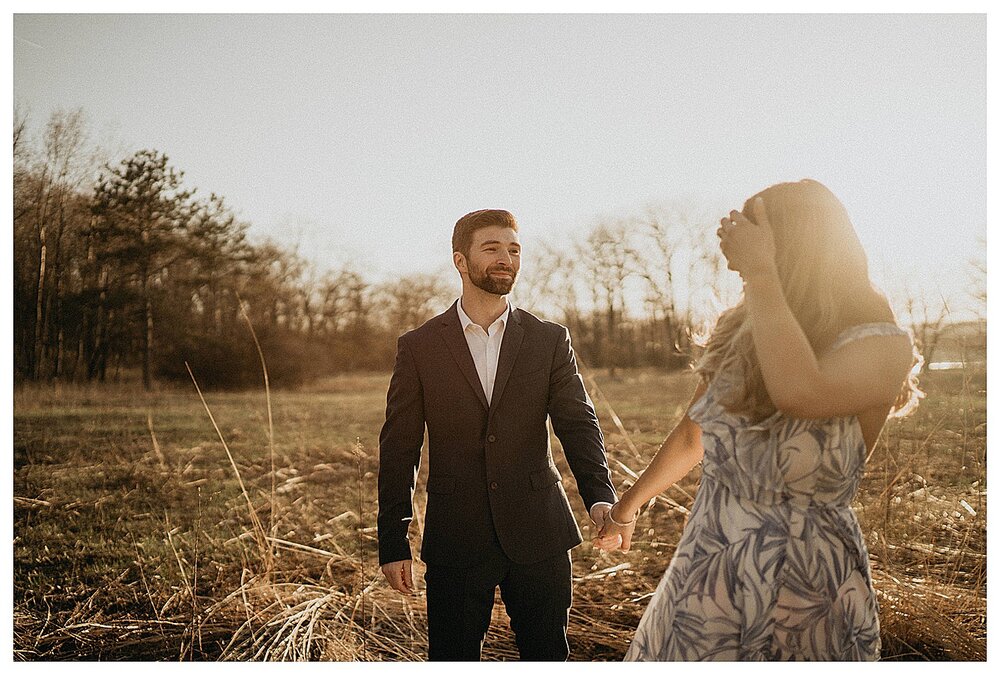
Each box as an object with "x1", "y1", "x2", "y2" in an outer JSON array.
[{"x1": 828, "y1": 322, "x2": 909, "y2": 353}]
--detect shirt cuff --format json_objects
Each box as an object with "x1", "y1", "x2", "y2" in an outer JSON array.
[{"x1": 589, "y1": 501, "x2": 614, "y2": 522}]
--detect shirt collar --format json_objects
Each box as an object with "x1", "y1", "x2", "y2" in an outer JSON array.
[{"x1": 457, "y1": 298, "x2": 514, "y2": 333}]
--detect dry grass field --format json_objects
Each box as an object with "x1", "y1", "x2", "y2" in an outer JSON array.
[{"x1": 12, "y1": 360, "x2": 986, "y2": 661}]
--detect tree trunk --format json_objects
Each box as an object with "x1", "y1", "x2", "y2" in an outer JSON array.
[
  {"x1": 142, "y1": 271, "x2": 153, "y2": 390},
  {"x1": 33, "y1": 226, "x2": 47, "y2": 380},
  {"x1": 74, "y1": 322, "x2": 86, "y2": 382},
  {"x1": 56, "y1": 321, "x2": 65, "y2": 379},
  {"x1": 606, "y1": 295, "x2": 617, "y2": 378},
  {"x1": 52, "y1": 200, "x2": 69, "y2": 379},
  {"x1": 89, "y1": 266, "x2": 109, "y2": 381}
]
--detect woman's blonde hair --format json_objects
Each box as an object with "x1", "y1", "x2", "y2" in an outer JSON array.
[{"x1": 696, "y1": 179, "x2": 923, "y2": 420}]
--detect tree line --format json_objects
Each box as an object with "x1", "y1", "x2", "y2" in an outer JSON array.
[
  {"x1": 14, "y1": 109, "x2": 458, "y2": 388},
  {"x1": 15, "y1": 109, "x2": 971, "y2": 390}
]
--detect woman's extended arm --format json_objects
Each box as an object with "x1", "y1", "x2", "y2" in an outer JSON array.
[
  {"x1": 594, "y1": 381, "x2": 707, "y2": 552},
  {"x1": 724, "y1": 199, "x2": 913, "y2": 419}
]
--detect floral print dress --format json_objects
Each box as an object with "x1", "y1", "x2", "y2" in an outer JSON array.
[{"x1": 625, "y1": 322, "x2": 909, "y2": 661}]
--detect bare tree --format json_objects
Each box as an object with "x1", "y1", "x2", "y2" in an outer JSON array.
[
  {"x1": 897, "y1": 282, "x2": 951, "y2": 369},
  {"x1": 376, "y1": 272, "x2": 453, "y2": 336},
  {"x1": 635, "y1": 202, "x2": 707, "y2": 365},
  {"x1": 13, "y1": 107, "x2": 30, "y2": 206},
  {"x1": 580, "y1": 219, "x2": 637, "y2": 376},
  {"x1": 42, "y1": 110, "x2": 94, "y2": 378},
  {"x1": 513, "y1": 238, "x2": 578, "y2": 322},
  {"x1": 11, "y1": 109, "x2": 95, "y2": 380},
  {"x1": 968, "y1": 232, "x2": 986, "y2": 321},
  {"x1": 316, "y1": 268, "x2": 368, "y2": 336}
]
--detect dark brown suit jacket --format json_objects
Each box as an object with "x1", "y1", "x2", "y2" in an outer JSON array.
[{"x1": 377, "y1": 301, "x2": 616, "y2": 568}]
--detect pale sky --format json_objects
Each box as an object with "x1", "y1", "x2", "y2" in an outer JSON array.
[{"x1": 12, "y1": 12, "x2": 986, "y2": 316}]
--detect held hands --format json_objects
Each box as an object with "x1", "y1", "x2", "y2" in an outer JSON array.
[
  {"x1": 381, "y1": 559, "x2": 414, "y2": 595},
  {"x1": 592, "y1": 502, "x2": 637, "y2": 553},
  {"x1": 589, "y1": 503, "x2": 619, "y2": 551},
  {"x1": 717, "y1": 196, "x2": 778, "y2": 281}
]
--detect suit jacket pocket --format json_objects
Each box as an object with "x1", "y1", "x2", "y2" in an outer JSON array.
[
  {"x1": 427, "y1": 473, "x2": 456, "y2": 494},
  {"x1": 529, "y1": 465, "x2": 562, "y2": 490}
]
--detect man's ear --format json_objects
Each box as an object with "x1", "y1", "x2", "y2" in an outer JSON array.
[{"x1": 453, "y1": 250, "x2": 467, "y2": 274}]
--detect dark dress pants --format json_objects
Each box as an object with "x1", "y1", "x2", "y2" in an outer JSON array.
[{"x1": 423, "y1": 534, "x2": 573, "y2": 661}]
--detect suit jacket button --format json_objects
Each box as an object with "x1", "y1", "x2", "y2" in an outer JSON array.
[
  {"x1": 490, "y1": 481, "x2": 499, "y2": 490},
  {"x1": 487, "y1": 434, "x2": 497, "y2": 443}
]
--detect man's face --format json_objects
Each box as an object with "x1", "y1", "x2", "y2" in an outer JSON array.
[{"x1": 459, "y1": 225, "x2": 521, "y2": 296}]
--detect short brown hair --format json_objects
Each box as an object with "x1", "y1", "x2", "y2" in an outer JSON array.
[{"x1": 452, "y1": 209, "x2": 518, "y2": 257}]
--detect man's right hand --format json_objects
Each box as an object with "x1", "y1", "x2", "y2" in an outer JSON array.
[
  {"x1": 381, "y1": 560, "x2": 415, "y2": 595},
  {"x1": 594, "y1": 502, "x2": 637, "y2": 552}
]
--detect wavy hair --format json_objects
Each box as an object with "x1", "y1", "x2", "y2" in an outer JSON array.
[{"x1": 696, "y1": 179, "x2": 923, "y2": 421}]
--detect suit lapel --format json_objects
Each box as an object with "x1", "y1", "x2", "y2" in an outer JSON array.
[
  {"x1": 438, "y1": 302, "x2": 489, "y2": 411},
  {"x1": 489, "y1": 308, "x2": 524, "y2": 416}
]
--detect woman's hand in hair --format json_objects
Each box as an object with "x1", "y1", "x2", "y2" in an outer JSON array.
[{"x1": 717, "y1": 197, "x2": 777, "y2": 281}]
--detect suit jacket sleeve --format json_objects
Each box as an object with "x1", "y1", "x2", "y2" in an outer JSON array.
[
  {"x1": 377, "y1": 335, "x2": 425, "y2": 566},
  {"x1": 547, "y1": 325, "x2": 617, "y2": 511}
]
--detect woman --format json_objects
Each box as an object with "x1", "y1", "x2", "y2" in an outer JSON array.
[{"x1": 596, "y1": 179, "x2": 922, "y2": 661}]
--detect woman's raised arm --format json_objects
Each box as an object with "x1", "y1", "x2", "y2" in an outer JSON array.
[{"x1": 722, "y1": 198, "x2": 913, "y2": 419}]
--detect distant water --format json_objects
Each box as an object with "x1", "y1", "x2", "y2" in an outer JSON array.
[{"x1": 928, "y1": 361, "x2": 984, "y2": 371}]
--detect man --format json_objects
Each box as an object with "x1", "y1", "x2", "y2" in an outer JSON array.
[{"x1": 377, "y1": 209, "x2": 617, "y2": 661}]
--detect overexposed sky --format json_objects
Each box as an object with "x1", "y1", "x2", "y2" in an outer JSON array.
[{"x1": 12, "y1": 12, "x2": 986, "y2": 314}]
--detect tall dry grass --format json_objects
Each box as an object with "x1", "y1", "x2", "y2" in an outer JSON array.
[{"x1": 12, "y1": 330, "x2": 985, "y2": 660}]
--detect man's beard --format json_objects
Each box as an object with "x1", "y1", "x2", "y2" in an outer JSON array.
[{"x1": 469, "y1": 263, "x2": 517, "y2": 296}]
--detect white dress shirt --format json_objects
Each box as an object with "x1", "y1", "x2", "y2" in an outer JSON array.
[{"x1": 456, "y1": 298, "x2": 511, "y2": 405}]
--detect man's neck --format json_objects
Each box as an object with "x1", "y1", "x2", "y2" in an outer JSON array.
[{"x1": 460, "y1": 285, "x2": 509, "y2": 330}]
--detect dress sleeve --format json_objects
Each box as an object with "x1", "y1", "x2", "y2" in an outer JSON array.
[{"x1": 827, "y1": 322, "x2": 910, "y2": 354}]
